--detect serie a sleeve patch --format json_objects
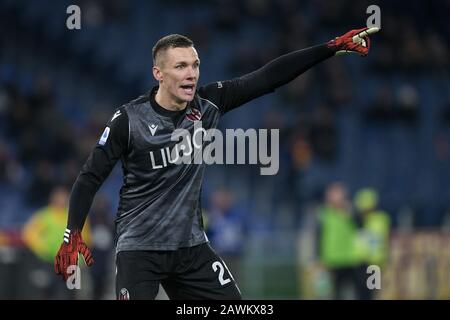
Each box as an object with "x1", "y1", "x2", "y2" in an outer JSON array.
[{"x1": 99, "y1": 127, "x2": 110, "y2": 145}]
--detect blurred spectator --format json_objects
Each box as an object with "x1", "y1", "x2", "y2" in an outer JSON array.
[
  {"x1": 88, "y1": 195, "x2": 114, "y2": 300},
  {"x1": 214, "y1": 0, "x2": 242, "y2": 31},
  {"x1": 26, "y1": 160, "x2": 57, "y2": 208},
  {"x1": 353, "y1": 187, "x2": 391, "y2": 300},
  {"x1": 316, "y1": 182, "x2": 360, "y2": 299},
  {"x1": 206, "y1": 188, "x2": 247, "y2": 284},
  {"x1": 364, "y1": 86, "x2": 418, "y2": 125},
  {"x1": 0, "y1": 138, "x2": 23, "y2": 186},
  {"x1": 309, "y1": 103, "x2": 338, "y2": 162},
  {"x1": 21, "y1": 186, "x2": 91, "y2": 299}
]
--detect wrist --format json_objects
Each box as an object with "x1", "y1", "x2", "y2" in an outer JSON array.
[
  {"x1": 326, "y1": 38, "x2": 341, "y2": 52},
  {"x1": 63, "y1": 228, "x2": 71, "y2": 243}
]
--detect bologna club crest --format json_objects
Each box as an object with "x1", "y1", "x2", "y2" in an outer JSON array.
[
  {"x1": 186, "y1": 107, "x2": 202, "y2": 121},
  {"x1": 119, "y1": 288, "x2": 130, "y2": 300}
]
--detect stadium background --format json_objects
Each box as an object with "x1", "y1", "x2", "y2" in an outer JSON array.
[{"x1": 0, "y1": 0, "x2": 449, "y2": 299}]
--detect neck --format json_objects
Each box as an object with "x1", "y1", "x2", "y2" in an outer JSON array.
[{"x1": 155, "y1": 88, "x2": 187, "y2": 111}]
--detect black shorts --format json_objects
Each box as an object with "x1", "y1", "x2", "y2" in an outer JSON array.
[{"x1": 115, "y1": 242, "x2": 242, "y2": 300}]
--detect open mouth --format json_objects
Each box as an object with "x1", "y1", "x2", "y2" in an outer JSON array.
[{"x1": 180, "y1": 84, "x2": 195, "y2": 95}]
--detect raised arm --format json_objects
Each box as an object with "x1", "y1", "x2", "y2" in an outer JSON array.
[{"x1": 199, "y1": 27, "x2": 379, "y2": 114}]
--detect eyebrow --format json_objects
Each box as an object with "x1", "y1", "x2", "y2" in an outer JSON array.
[{"x1": 174, "y1": 59, "x2": 200, "y2": 65}]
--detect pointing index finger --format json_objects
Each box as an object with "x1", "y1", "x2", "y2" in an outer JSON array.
[
  {"x1": 353, "y1": 27, "x2": 380, "y2": 42},
  {"x1": 364, "y1": 27, "x2": 380, "y2": 35}
]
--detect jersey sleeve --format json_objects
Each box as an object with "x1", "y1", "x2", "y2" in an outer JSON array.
[
  {"x1": 197, "y1": 73, "x2": 272, "y2": 115},
  {"x1": 67, "y1": 107, "x2": 129, "y2": 230}
]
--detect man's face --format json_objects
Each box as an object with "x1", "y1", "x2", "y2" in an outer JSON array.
[
  {"x1": 153, "y1": 46, "x2": 200, "y2": 103},
  {"x1": 326, "y1": 183, "x2": 348, "y2": 210}
]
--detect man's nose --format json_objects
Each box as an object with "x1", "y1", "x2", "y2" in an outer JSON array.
[{"x1": 186, "y1": 66, "x2": 197, "y2": 79}]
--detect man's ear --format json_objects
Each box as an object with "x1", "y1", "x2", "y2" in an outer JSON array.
[{"x1": 153, "y1": 66, "x2": 162, "y2": 82}]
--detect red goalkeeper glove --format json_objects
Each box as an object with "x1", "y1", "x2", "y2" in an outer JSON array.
[
  {"x1": 327, "y1": 27, "x2": 379, "y2": 57},
  {"x1": 54, "y1": 229, "x2": 94, "y2": 281}
]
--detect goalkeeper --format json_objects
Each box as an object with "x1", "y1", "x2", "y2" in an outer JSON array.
[{"x1": 55, "y1": 27, "x2": 379, "y2": 299}]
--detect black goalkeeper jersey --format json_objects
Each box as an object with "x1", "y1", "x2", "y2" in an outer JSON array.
[
  {"x1": 67, "y1": 44, "x2": 335, "y2": 252},
  {"x1": 111, "y1": 83, "x2": 245, "y2": 251}
]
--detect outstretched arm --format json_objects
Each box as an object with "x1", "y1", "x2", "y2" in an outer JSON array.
[{"x1": 199, "y1": 27, "x2": 379, "y2": 114}]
